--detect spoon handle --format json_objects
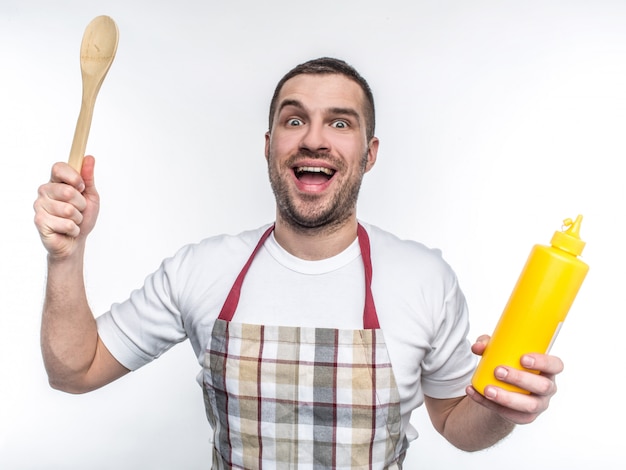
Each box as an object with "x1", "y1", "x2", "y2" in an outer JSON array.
[{"x1": 68, "y1": 89, "x2": 96, "y2": 171}]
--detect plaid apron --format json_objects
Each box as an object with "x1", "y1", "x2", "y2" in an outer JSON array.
[{"x1": 203, "y1": 225, "x2": 408, "y2": 469}]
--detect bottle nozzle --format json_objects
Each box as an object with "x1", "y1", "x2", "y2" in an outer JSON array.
[
  {"x1": 563, "y1": 215, "x2": 583, "y2": 238},
  {"x1": 551, "y1": 214, "x2": 585, "y2": 256}
]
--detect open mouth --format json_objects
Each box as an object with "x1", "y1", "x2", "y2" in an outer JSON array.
[{"x1": 294, "y1": 166, "x2": 336, "y2": 184}]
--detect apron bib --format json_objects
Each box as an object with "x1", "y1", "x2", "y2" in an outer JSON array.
[{"x1": 203, "y1": 225, "x2": 408, "y2": 469}]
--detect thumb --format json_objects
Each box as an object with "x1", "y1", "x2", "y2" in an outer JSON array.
[
  {"x1": 80, "y1": 155, "x2": 97, "y2": 193},
  {"x1": 471, "y1": 334, "x2": 491, "y2": 356}
]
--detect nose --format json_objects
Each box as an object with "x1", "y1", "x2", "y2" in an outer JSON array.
[{"x1": 299, "y1": 120, "x2": 330, "y2": 153}]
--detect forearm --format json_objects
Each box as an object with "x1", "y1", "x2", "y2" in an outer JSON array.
[{"x1": 41, "y1": 246, "x2": 99, "y2": 392}]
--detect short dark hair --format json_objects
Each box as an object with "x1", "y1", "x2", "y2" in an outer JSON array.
[{"x1": 268, "y1": 57, "x2": 376, "y2": 141}]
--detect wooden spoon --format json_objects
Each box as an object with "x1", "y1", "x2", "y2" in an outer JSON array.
[{"x1": 68, "y1": 16, "x2": 119, "y2": 171}]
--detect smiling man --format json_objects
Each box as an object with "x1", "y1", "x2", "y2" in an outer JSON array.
[
  {"x1": 34, "y1": 57, "x2": 564, "y2": 468},
  {"x1": 266, "y1": 70, "x2": 378, "y2": 258}
]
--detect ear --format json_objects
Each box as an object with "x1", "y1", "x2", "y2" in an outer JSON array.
[
  {"x1": 264, "y1": 131, "x2": 271, "y2": 161},
  {"x1": 364, "y1": 137, "x2": 379, "y2": 173}
]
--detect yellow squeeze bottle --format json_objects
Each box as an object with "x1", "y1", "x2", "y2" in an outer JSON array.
[{"x1": 471, "y1": 215, "x2": 589, "y2": 395}]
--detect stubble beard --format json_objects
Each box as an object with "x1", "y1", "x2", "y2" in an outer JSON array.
[{"x1": 267, "y1": 150, "x2": 369, "y2": 235}]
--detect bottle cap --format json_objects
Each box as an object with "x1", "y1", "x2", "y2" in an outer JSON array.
[{"x1": 550, "y1": 215, "x2": 586, "y2": 256}]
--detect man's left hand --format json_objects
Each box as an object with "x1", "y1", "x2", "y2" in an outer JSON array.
[{"x1": 467, "y1": 335, "x2": 564, "y2": 425}]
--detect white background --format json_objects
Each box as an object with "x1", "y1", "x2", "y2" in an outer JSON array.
[{"x1": 1, "y1": 0, "x2": 624, "y2": 468}]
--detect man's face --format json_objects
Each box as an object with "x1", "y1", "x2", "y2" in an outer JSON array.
[{"x1": 265, "y1": 73, "x2": 378, "y2": 232}]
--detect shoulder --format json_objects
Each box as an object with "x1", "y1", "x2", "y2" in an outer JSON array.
[
  {"x1": 158, "y1": 224, "x2": 273, "y2": 287},
  {"x1": 360, "y1": 221, "x2": 461, "y2": 309},
  {"x1": 152, "y1": 224, "x2": 273, "y2": 312},
  {"x1": 361, "y1": 222, "x2": 454, "y2": 275},
  {"x1": 171, "y1": 224, "x2": 272, "y2": 265}
]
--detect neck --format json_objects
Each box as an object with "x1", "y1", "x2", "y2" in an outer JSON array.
[{"x1": 273, "y1": 215, "x2": 359, "y2": 261}]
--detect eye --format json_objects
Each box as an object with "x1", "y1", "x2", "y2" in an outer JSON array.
[
  {"x1": 331, "y1": 120, "x2": 349, "y2": 129},
  {"x1": 287, "y1": 118, "x2": 303, "y2": 127}
]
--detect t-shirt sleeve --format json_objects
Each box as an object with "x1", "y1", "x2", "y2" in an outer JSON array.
[
  {"x1": 420, "y1": 275, "x2": 477, "y2": 399},
  {"x1": 96, "y1": 251, "x2": 188, "y2": 371}
]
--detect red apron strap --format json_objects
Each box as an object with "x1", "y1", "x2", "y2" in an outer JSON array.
[
  {"x1": 218, "y1": 225, "x2": 275, "y2": 321},
  {"x1": 218, "y1": 223, "x2": 380, "y2": 329},
  {"x1": 357, "y1": 224, "x2": 380, "y2": 329}
]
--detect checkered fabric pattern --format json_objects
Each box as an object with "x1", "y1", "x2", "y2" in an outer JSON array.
[{"x1": 203, "y1": 320, "x2": 408, "y2": 469}]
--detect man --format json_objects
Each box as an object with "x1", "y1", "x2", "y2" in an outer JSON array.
[{"x1": 34, "y1": 57, "x2": 563, "y2": 468}]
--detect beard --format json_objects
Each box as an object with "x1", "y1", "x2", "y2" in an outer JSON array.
[{"x1": 267, "y1": 149, "x2": 369, "y2": 233}]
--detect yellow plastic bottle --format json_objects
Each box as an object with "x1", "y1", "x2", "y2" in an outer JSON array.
[{"x1": 471, "y1": 215, "x2": 589, "y2": 395}]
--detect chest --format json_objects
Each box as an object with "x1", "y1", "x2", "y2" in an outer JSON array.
[{"x1": 234, "y1": 248, "x2": 367, "y2": 329}]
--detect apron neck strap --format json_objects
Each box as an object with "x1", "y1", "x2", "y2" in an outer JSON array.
[
  {"x1": 357, "y1": 223, "x2": 380, "y2": 329},
  {"x1": 218, "y1": 223, "x2": 380, "y2": 329}
]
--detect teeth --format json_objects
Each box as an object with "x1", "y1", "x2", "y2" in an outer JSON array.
[{"x1": 296, "y1": 166, "x2": 335, "y2": 176}]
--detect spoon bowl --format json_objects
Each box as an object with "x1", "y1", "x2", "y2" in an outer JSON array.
[{"x1": 68, "y1": 16, "x2": 119, "y2": 171}]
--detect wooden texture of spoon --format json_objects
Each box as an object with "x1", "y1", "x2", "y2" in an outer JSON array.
[{"x1": 68, "y1": 16, "x2": 119, "y2": 171}]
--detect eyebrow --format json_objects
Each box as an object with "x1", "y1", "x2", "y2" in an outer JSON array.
[
  {"x1": 277, "y1": 99, "x2": 361, "y2": 123},
  {"x1": 277, "y1": 99, "x2": 305, "y2": 114}
]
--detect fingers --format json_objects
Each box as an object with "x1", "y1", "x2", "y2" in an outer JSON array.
[
  {"x1": 467, "y1": 383, "x2": 549, "y2": 425},
  {"x1": 489, "y1": 353, "x2": 563, "y2": 396},
  {"x1": 466, "y1": 352, "x2": 564, "y2": 425},
  {"x1": 34, "y1": 197, "x2": 84, "y2": 238},
  {"x1": 34, "y1": 160, "x2": 97, "y2": 256},
  {"x1": 39, "y1": 174, "x2": 87, "y2": 211},
  {"x1": 495, "y1": 353, "x2": 563, "y2": 396},
  {"x1": 49, "y1": 161, "x2": 86, "y2": 192},
  {"x1": 34, "y1": 184, "x2": 85, "y2": 242},
  {"x1": 37, "y1": 166, "x2": 87, "y2": 218},
  {"x1": 494, "y1": 364, "x2": 557, "y2": 398},
  {"x1": 521, "y1": 352, "x2": 565, "y2": 377}
]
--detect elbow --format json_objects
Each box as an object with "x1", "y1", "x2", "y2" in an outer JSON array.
[
  {"x1": 46, "y1": 372, "x2": 95, "y2": 395},
  {"x1": 442, "y1": 423, "x2": 516, "y2": 453},
  {"x1": 438, "y1": 428, "x2": 488, "y2": 453},
  {"x1": 449, "y1": 441, "x2": 492, "y2": 453},
  {"x1": 48, "y1": 380, "x2": 93, "y2": 395}
]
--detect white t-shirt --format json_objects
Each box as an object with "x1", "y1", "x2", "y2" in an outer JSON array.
[{"x1": 97, "y1": 222, "x2": 476, "y2": 442}]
